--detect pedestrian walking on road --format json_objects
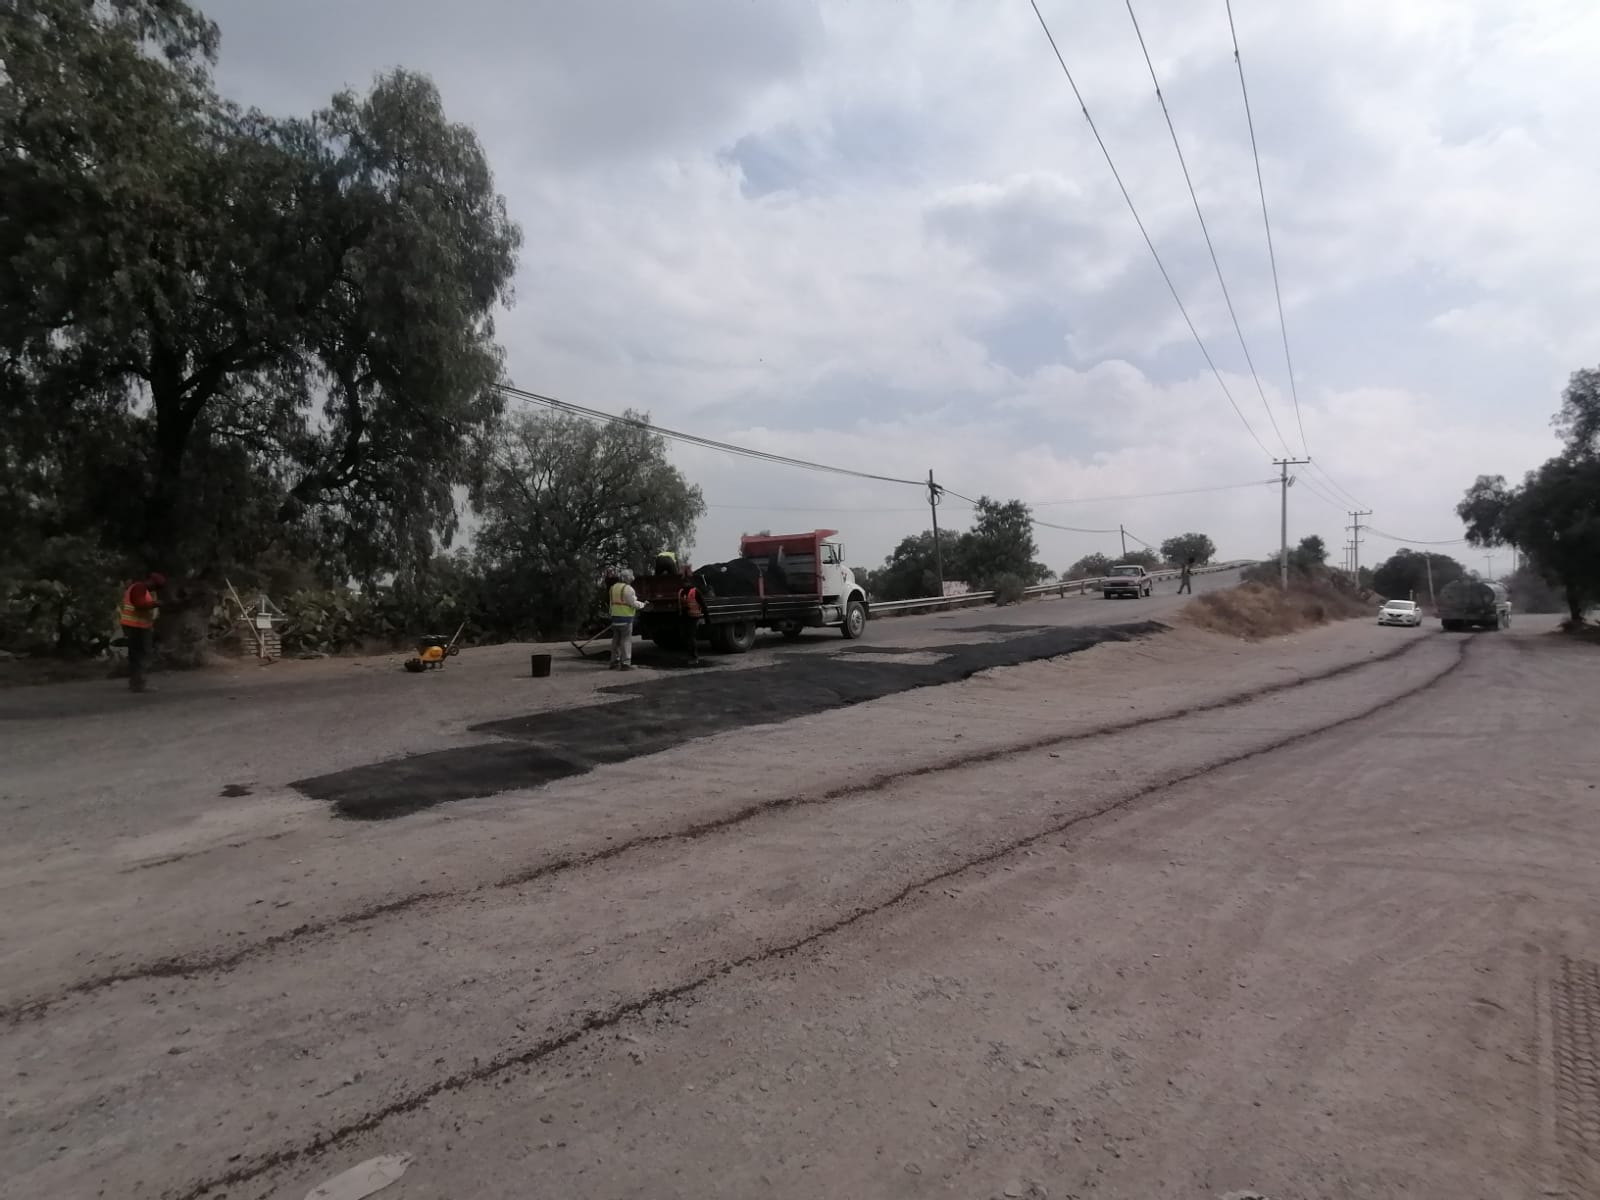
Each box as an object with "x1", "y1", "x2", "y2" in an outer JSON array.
[
  {"x1": 118, "y1": 571, "x2": 166, "y2": 692},
  {"x1": 607, "y1": 570, "x2": 640, "y2": 670},
  {"x1": 1177, "y1": 558, "x2": 1194, "y2": 595}
]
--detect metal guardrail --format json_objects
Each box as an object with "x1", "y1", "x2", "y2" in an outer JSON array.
[{"x1": 868, "y1": 562, "x2": 1250, "y2": 619}]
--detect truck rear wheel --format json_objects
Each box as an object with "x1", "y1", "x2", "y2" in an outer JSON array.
[
  {"x1": 779, "y1": 621, "x2": 804, "y2": 642},
  {"x1": 841, "y1": 600, "x2": 866, "y2": 639},
  {"x1": 722, "y1": 620, "x2": 756, "y2": 653}
]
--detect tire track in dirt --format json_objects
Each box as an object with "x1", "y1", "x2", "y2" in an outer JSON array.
[
  {"x1": 166, "y1": 636, "x2": 1469, "y2": 1200},
  {"x1": 4, "y1": 630, "x2": 1441, "y2": 1026},
  {"x1": 1551, "y1": 955, "x2": 1600, "y2": 1195}
]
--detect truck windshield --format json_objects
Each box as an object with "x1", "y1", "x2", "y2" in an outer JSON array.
[{"x1": 1110, "y1": 566, "x2": 1139, "y2": 576}]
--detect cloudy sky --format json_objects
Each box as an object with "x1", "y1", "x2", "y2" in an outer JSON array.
[{"x1": 203, "y1": 0, "x2": 1597, "y2": 573}]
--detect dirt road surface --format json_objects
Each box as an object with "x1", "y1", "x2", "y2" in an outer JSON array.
[{"x1": 4, "y1": 587, "x2": 1597, "y2": 1199}]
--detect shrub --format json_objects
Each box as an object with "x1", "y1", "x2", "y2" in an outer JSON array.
[{"x1": 990, "y1": 572, "x2": 1028, "y2": 606}]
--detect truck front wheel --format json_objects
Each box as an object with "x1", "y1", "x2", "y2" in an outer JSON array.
[{"x1": 841, "y1": 600, "x2": 866, "y2": 639}]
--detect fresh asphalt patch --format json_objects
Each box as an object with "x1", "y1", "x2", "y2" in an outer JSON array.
[{"x1": 294, "y1": 620, "x2": 1166, "y2": 820}]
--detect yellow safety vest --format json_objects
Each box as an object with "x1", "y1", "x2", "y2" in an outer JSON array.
[
  {"x1": 118, "y1": 583, "x2": 158, "y2": 629},
  {"x1": 609, "y1": 582, "x2": 636, "y2": 618}
]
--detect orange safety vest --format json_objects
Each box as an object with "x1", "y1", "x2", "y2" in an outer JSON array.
[
  {"x1": 680, "y1": 586, "x2": 703, "y2": 618},
  {"x1": 119, "y1": 583, "x2": 157, "y2": 629}
]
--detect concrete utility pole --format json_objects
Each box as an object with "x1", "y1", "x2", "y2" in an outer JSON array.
[
  {"x1": 927, "y1": 470, "x2": 945, "y2": 597},
  {"x1": 1119, "y1": 525, "x2": 1128, "y2": 558},
  {"x1": 1274, "y1": 458, "x2": 1310, "y2": 589},
  {"x1": 1483, "y1": 552, "x2": 1495, "y2": 582},
  {"x1": 1423, "y1": 552, "x2": 1436, "y2": 609},
  {"x1": 1348, "y1": 509, "x2": 1372, "y2": 582}
]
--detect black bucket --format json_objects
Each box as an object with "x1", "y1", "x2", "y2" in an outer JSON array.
[{"x1": 530, "y1": 653, "x2": 552, "y2": 678}]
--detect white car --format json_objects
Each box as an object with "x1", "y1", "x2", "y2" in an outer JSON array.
[
  {"x1": 1378, "y1": 599, "x2": 1423, "y2": 627},
  {"x1": 1102, "y1": 564, "x2": 1153, "y2": 599}
]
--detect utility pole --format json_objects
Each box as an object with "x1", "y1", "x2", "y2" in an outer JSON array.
[
  {"x1": 1348, "y1": 509, "x2": 1372, "y2": 583},
  {"x1": 927, "y1": 469, "x2": 945, "y2": 597},
  {"x1": 1274, "y1": 458, "x2": 1310, "y2": 589},
  {"x1": 1119, "y1": 524, "x2": 1128, "y2": 559},
  {"x1": 1483, "y1": 552, "x2": 1495, "y2": 582},
  {"x1": 1423, "y1": 552, "x2": 1436, "y2": 609}
]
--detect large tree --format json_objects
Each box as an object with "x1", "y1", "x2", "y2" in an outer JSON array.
[
  {"x1": 1160, "y1": 532, "x2": 1216, "y2": 566},
  {"x1": 1555, "y1": 366, "x2": 1600, "y2": 461},
  {"x1": 1064, "y1": 552, "x2": 1115, "y2": 580},
  {"x1": 869, "y1": 531, "x2": 945, "y2": 602},
  {"x1": 1459, "y1": 461, "x2": 1600, "y2": 624},
  {"x1": 1371, "y1": 549, "x2": 1466, "y2": 604},
  {"x1": 2, "y1": 0, "x2": 520, "y2": 600},
  {"x1": 957, "y1": 497, "x2": 1048, "y2": 588},
  {"x1": 471, "y1": 409, "x2": 704, "y2": 635}
]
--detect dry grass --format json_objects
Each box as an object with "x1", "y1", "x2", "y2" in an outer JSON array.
[{"x1": 1181, "y1": 579, "x2": 1372, "y2": 640}]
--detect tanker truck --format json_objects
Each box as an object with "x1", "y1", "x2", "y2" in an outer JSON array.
[{"x1": 1437, "y1": 579, "x2": 1511, "y2": 631}]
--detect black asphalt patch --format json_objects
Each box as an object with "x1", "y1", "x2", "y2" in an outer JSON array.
[{"x1": 294, "y1": 620, "x2": 1165, "y2": 820}]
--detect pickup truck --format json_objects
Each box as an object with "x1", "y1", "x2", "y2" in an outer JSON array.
[
  {"x1": 1101, "y1": 564, "x2": 1153, "y2": 599},
  {"x1": 630, "y1": 529, "x2": 870, "y2": 653}
]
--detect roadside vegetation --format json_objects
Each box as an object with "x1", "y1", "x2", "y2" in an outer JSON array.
[
  {"x1": 1180, "y1": 535, "x2": 1370, "y2": 639},
  {"x1": 1457, "y1": 368, "x2": 1600, "y2": 628},
  {"x1": 1183, "y1": 575, "x2": 1371, "y2": 640}
]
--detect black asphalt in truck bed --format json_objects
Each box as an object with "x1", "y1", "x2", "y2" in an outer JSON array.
[{"x1": 295, "y1": 620, "x2": 1165, "y2": 820}]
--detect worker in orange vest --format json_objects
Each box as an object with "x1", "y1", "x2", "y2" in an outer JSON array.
[
  {"x1": 678, "y1": 568, "x2": 705, "y2": 666},
  {"x1": 118, "y1": 571, "x2": 166, "y2": 693}
]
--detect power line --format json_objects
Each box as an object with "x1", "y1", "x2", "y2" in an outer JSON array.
[
  {"x1": 1224, "y1": 0, "x2": 1308, "y2": 457},
  {"x1": 497, "y1": 384, "x2": 926, "y2": 488},
  {"x1": 1122, "y1": 528, "x2": 1155, "y2": 549},
  {"x1": 1026, "y1": 0, "x2": 1272, "y2": 461},
  {"x1": 1366, "y1": 526, "x2": 1468, "y2": 546},
  {"x1": 1306, "y1": 460, "x2": 1368, "y2": 509},
  {"x1": 1290, "y1": 469, "x2": 1349, "y2": 512},
  {"x1": 1035, "y1": 516, "x2": 1122, "y2": 535},
  {"x1": 1124, "y1": 0, "x2": 1289, "y2": 455},
  {"x1": 1027, "y1": 478, "x2": 1278, "y2": 506},
  {"x1": 705, "y1": 503, "x2": 927, "y2": 514}
]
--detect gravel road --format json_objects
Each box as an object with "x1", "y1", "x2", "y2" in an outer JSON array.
[{"x1": 4, "y1": 595, "x2": 1597, "y2": 1199}]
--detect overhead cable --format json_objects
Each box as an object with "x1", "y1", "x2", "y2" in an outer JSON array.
[
  {"x1": 1026, "y1": 0, "x2": 1272, "y2": 460},
  {"x1": 1365, "y1": 526, "x2": 1468, "y2": 546},
  {"x1": 1223, "y1": 0, "x2": 1310, "y2": 457},
  {"x1": 1028, "y1": 478, "x2": 1277, "y2": 507},
  {"x1": 497, "y1": 384, "x2": 926, "y2": 488},
  {"x1": 1125, "y1": 0, "x2": 1289, "y2": 454}
]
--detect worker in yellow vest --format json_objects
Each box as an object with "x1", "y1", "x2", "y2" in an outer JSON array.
[
  {"x1": 605, "y1": 569, "x2": 640, "y2": 671},
  {"x1": 118, "y1": 571, "x2": 166, "y2": 693}
]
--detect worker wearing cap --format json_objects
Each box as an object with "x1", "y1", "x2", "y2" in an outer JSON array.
[
  {"x1": 654, "y1": 549, "x2": 678, "y2": 576},
  {"x1": 118, "y1": 571, "x2": 166, "y2": 693},
  {"x1": 607, "y1": 569, "x2": 640, "y2": 671}
]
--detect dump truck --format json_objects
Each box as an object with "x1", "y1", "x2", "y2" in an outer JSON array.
[
  {"x1": 1437, "y1": 579, "x2": 1511, "y2": 631},
  {"x1": 630, "y1": 529, "x2": 869, "y2": 653}
]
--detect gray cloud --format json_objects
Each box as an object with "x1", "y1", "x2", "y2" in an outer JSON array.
[
  {"x1": 186, "y1": 0, "x2": 1598, "y2": 565},
  {"x1": 204, "y1": 0, "x2": 824, "y2": 167}
]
